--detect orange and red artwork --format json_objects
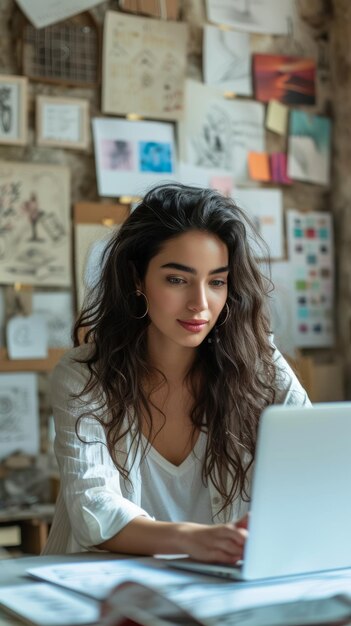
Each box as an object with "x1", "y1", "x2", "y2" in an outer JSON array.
[{"x1": 253, "y1": 54, "x2": 316, "y2": 105}]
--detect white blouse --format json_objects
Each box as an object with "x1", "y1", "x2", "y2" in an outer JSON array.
[
  {"x1": 43, "y1": 343, "x2": 311, "y2": 555},
  {"x1": 139, "y1": 432, "x2": 213, "y2": 524}
]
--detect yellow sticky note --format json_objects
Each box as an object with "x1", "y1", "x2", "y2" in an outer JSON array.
[
  {"x1": 266, "y1": 100, "x2": 288, "y2": 135},
  {"x1": 248, "y1": 152, "x2": 271, "y2": 182}
]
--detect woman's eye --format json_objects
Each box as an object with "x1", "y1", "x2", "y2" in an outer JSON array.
[
  {"x1": 210, "y1": 279, "x2": 226, "y2": 287},
  {"x1": 167, "y1": 276, "x2": 186, "y2": 285}
]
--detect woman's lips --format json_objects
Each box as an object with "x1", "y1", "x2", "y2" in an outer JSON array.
[{"x1": 177, "y1": 320, "x2": 208, "y2": 333}]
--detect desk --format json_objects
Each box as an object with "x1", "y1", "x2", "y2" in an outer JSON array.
[
  {"x1": 0, "y1": 552, "x2": 120, "y2": 625},
  {"x1": 1, "y1": 554, "x2": 351, "y2": 626}
]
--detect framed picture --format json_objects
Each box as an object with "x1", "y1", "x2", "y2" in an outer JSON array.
[
  {"x1": 0, "y1": 160, "x2": 71, "y2": 287},
  {"x1": 92, "y1": 117, "x2": 177, "y2": 197},
  {"x1": 36, "y1": 96, "x2": 89, "y2": 150},
  {"x1": 0, "y1": 75, "x2": 28, "y2": 145}
]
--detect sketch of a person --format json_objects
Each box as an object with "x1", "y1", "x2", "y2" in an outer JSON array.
[
  {"x1": 22, "y1": 193, "x2": 44, "y2": 242},
  {"x1": 110, "y1": 141, "x2": 133, "y2": 169},
  {"x1": 101, "y1": 140, "x2": 133, "y2": 171},
  {"x1": 194, "y1": 107, "x2": 231, "y2": 169},
  {"x1": 0, "y1": 87, "x2": 12, "y2": 133}
]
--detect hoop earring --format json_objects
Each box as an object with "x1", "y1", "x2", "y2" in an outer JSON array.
[
  {"x1": 130, "y1": 289, "x2": 149, "y2": 319},
  {"x1": 216, "y1": 302, "x2": 230, "y2": 328}
]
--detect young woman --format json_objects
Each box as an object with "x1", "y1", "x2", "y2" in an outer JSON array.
[{"x1": 44, "y1": 183, "x2": 310, "y2": 561}]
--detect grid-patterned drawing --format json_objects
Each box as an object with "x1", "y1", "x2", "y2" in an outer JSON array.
[
  {"x1": 22, "y1": 18, "x2": 99, "y2": 86},
  {"x1": 287, "y1": 210, "x2": 334, "y2": 348}
]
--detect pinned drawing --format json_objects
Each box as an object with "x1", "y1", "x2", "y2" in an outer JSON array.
[
  {"x1": 75, "y1": 224, "x2": 115, "y2": 310},
  {"x1": 7, "y1": 313, "x2": 48, "y2": 359},
  {"x1": 179, "y1": 80, "x2": 265, "y2": 182},
  {"x1": 32, "y1": 291, "x2": 73, "y2": 348},
  {"x1": 203, "y1": 26, "x2": 252, "y2": 96},
  {"x1": 0, "y1": 373, "x2": 39, "y2": 461},
  {"x1": 265, "y1": 261, "x2": 296, "y2": 357},
  {"x1": 286, "y1": 210, "x2": 334, "y2": 348},
  {"x1": 93, "y1": 118, "x2": 176, "y2": 196},
  {"x1": 205, "y1": 0, "x2": 294, "y2": 35},
  {"x1": 233, "y1": 188, "x2": 284, "y2": 259},
  {"x1": 0, "y1": 162, "x2": 71, "y2": 286},
  {"x1": 287, "y1": 111, "x2": 331, "y2": 186},
  {"x1": 102, "y1": 11, "x2": 188, "y2": 121},
  {"x1": 253, "y1": 54, "x2": 316, "y2": 105},
  {"x1": 0, "y1": 76, "x2": 27, "y2": 145}
]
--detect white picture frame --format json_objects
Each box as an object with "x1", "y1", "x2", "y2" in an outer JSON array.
[
  {"x1": 92, "y1": 117, "x2": 177, "y2": 197},
  {"x1": 0, "y1": 75, "x2": 28, "y2": 145},
  {"x1": 36, "y1": 96, "x2": 89, "y2": 150}
]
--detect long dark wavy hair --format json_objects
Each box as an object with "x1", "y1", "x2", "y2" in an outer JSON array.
[{"x1": 74, "y1": 183, "x2": 276, "y2": 512}]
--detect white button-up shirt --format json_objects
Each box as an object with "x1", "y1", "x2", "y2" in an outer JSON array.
[{"x1": 43, "y1": 343, "x2": 311, "y2": 554}]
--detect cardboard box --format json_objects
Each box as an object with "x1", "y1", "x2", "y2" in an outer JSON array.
[{"x1": 288, "y1": 354, "x2": 345, "y2": 403}]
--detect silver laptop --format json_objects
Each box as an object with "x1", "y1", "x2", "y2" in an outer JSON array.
[{"x1": 169, "y1": 402, "x2": 351, "y2": 581}]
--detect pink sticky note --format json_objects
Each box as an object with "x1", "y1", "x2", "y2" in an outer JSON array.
[
  {"x1": 270, "y1": 153, "x2": 292, "y2": 185},
  {"x1": 210, "y1": 175, "x2": 234, "y2": 197}
]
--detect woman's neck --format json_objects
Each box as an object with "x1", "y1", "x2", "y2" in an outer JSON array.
[{"x1": 146, "y1": 331, "x2": 196, "y2": 385}]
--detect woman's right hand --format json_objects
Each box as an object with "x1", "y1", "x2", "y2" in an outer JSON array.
[
  {"x1": 98, "y1": 515, "x2": 248, "y2": 564},
  {"x1": 177, "y1": 519, "x2": 248, "y2": 564}
]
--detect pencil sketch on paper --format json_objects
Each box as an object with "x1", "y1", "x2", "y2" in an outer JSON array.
[
  {"x1": 0, "y1": 162, "x2": 71, "y2": 286},
  {"x1": 206, "y1": 0, "x2": 294, "y2": 35},
  {"x1": 102, "y1": 11, "x2": 188, "y2": 120},
  {"x1": 203, "y1": 26, "x2": 252, "y2": 96},
  {"x1": 190, "y1": 105, "x2": 232, "y2": 169},
  {"x1": 32, "y1": 291, "x2": 73, "y2": 348},
  {"x1": 180, "y1": 81, "x2": 265, "y2": 182},
  {"x1": 0, "y1": 84, "x2": 18, "y2": 139},
  {"x1": 0, "y1": 373, "x2": 39, "y2": 461}
]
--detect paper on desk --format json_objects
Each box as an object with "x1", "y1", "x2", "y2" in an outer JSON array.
[
  {"x1": 27, "y1": 557, "x2": 207, "y2": 600},
  {"x1": 167, "y1": 571, "x2": 351, "y2": 626},
  {"x1": 0, "y1": 583, "x2": 99, "y2": 626}
]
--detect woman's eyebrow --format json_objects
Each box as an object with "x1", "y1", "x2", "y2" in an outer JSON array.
[{"x1": 160, "y1": 262, "x2": 229, "y2": 275}]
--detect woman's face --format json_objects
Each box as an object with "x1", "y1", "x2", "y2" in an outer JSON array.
[{"x1": 142, "y1": 230, "x2": 229, "y2": 351}]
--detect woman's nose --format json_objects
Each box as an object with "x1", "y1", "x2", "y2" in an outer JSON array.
[{"x1": 187, "y1": 286, "x2": 208, "y2": 312}]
